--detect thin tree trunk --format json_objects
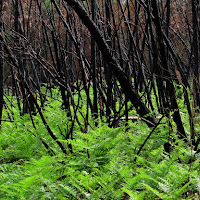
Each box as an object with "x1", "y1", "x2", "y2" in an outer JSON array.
[
  {"x1": 192, "y1": 0, "x2": 200, "y2": 107},
  {"x1": 13, "y1": 0, "x2": 30, "y2": 115},
  {"x1": 91, "y1": 0, "x2": 98, "y2": 121},
  {"x1": 0, "y1": 0, "x2": 4, "y2": 126},
  {"x1": 105, "y1": 0, "x2": 113, "y2": 120}
]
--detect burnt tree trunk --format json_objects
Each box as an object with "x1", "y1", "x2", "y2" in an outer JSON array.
[
  {"x1": 0, "y1": 0, "x2": 4, "y2": 126},
  {"x1": 63, "y1": 0, "x2": 157, "y2": 127},
  {"x1": 91, "y1": 0, "x2": 98, "y2": 121},
  {"x1": 192, "y1": 0, "x2": 200, "y2": 107},
  {"x1": 151, "y1": 0, "x2": 187, "y2": 140},
  {"x1": 105, "y1": 0, "x2": 113, "y2": 121}
]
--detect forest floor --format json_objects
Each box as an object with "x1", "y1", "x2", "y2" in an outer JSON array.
[{"x1": 0, "y1": 87, "x2": 200, "y2": 199}]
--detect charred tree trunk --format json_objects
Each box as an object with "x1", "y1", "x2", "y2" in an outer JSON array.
[
  {"x1": 63, "y1": 0, "x2": 158, "y2": 127},
  {"x1": 105, "y1": 0, "x2": 113, "y2": 121},
  {"x1": 151, "y1": 0, "x2": 187, "y2": 140},
  {"x1": 66, "y1": 6, "x2": 74, "y2": 86},
  {"x1": 13, "y1": 0, "x2": 34, "y2": 115},
  {"x1": 91, "y1": 0, "x2": 98, "y2": 121},
  {"x1": 192, "y1": 0, "x2": 200, "y2": 108},
  {"x1": 0, "y1": 0, "x2": 4, "y2": 126}
]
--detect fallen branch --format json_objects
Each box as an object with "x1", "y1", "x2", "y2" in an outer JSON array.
[
  {"x1": 134, "y1": 116, "x2": 164, "y2": 162},
  {"x1": 0, "y1": 119, "x2": 14, "y2": 122},
  {"x1": 110, "y1": 116, "x2": 167, "y2": 121}
]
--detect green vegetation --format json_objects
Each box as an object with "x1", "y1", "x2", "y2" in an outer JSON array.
[
  {"x1": 0, "y1": 87, "x2": 199, "y2": 199},
  {"x1": 0, "y1": 0, "x2": 199, "y2": 199}
]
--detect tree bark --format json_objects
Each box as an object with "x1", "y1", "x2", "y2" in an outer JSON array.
[
  {"x1": 0, "y1": 0, "x2": 4, "y2": 126},
  {"x1": 192, "y1": 0, "x2": 200, "y2": 107},
  {"x1": 62, "y1": 0, "x2": 157, "y2": 127},
  {"x1": 151, "y1": 0, "x2": 187, "y2": 140},
  {"x1": 91, "y1": 0, "x2": 98, "y2": 121}
]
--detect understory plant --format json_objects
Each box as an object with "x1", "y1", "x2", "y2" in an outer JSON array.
[{"x1": 0, "y1": 90, "x2": 199, "y2": 199}]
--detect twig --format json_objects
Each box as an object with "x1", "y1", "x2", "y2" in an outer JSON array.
[{"x1": 134, "y1": 116, "x2": 164, "y2": 162}]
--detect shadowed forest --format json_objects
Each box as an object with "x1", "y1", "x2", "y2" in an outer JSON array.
[{"x1": 0, "y1": 0, "x2": 200, "y2": 199}]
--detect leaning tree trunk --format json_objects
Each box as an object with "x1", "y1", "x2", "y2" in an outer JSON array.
[
  {"x1": 0, "y1": 0, "x2": 4, "y2": 126},
  {"x1": 62, "y1": 0, "x2": 158, "y2": 127}
]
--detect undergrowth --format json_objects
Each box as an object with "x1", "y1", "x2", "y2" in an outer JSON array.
[{"x1": 0, "y1": 87, "x2": 199, "y2": 199}]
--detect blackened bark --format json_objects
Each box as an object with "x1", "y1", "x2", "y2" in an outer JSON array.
[
  {"x1": 66, "y1": 7, "x2": 74, "y2": 85},
  {"x1": 23, "y1": 79, "x2": 68, "y2": 155},
  {"x1": 151, "y1": 0, "x2": 187, "y2": 140},
  {"x1": 0, "y1": 0, "x2": 4, "y2": 126},
  {"x1": 63, "y1": 0, "x2": 157, "y2": 127},
  {"x1": 105, "y1": 0, "x2": 113, "y2": 119},
  {"x1": 147, "y1": 3, "x2": 167, "y2": 114},
  {"x1": 192, "y1": 0, "x2": 200, "y2": 107},
  {"x1": 13, "y1": 0, "x2": 31, "y2": 115},
  {"x1": 91, "y1": 0, "x2": 98, "y2": 121},
  {"x1": 51, "y1": 31, "x2": 70, "y2": 112}
]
